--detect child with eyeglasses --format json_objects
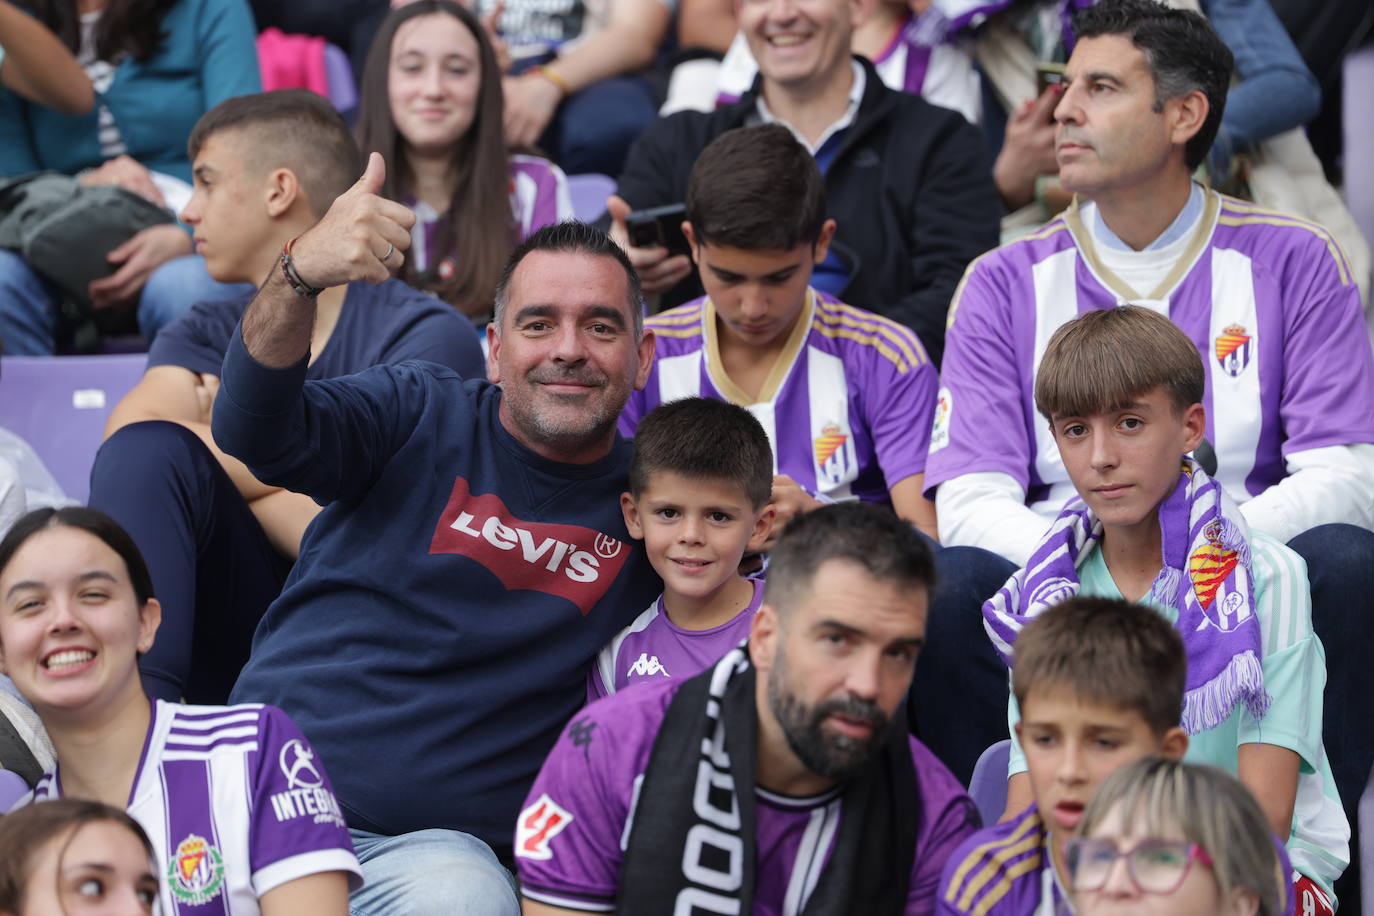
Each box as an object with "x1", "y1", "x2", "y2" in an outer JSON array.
[{"x1": 1069, "y1": 757, "x2": 1292, "y2": 916}]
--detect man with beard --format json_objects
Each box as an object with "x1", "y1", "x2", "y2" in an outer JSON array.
[
  {"x1": 211, "y1": 155, "x2": 662, "y2": 915},
  {"x1": 515, "y1": 502, "x2": 978, "y2": 915}
]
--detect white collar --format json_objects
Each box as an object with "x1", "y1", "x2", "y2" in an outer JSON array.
[{"x1": 755, "y1": 59, "x2": 866, "y2": 155}]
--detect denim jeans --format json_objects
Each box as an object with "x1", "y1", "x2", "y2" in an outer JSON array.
[
  {"x1": 908, "y1": 539, "x2": 1018, "y2": 786},
  {"x1": 0, "y1": 251, "x2": 250, "y2": 354},
  {"x1": 348, "y1": 827, "x2": 520, "y2": 916}
]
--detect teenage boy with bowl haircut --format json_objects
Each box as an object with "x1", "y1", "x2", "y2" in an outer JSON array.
[
  {"x1": 984, "y1": 306, "x2": 1347, "y2": 913},
  {"x1": 618, "y1": 123, "x2": 939, "y2": 540},
  {"x1": 592, "y1": 397, "x2": 774, "y2": 697},
  {"x1": 940, "y1": 595, "x2": 1190, "y2": 915}
]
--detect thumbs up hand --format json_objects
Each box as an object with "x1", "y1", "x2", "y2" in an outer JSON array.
[{"x1": 289, "y1": 152, "x2": 418, "y2": 289}]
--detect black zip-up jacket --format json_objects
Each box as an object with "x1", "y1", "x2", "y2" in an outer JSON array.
[{"x1": 612, "y1": 56, "x2": 1001, "y2": 366}]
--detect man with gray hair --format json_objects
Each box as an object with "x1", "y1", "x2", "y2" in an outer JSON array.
[{"x1": 212, "y1": 160, "x2": 661, "y2": 915}]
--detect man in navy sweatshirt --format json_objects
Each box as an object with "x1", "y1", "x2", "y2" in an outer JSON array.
[{"x1": 211, "y1": 152, "x2": 661, "y2": 916}]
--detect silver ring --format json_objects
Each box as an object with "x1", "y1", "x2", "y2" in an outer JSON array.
[{"x1": 382, "y1": 242, "x2": 394, "y2": 261}]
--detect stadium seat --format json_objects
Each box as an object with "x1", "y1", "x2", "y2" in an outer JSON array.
[
  {"x1": 567, "y1": 173, "x2": 616, "y2": 223},
  {"x1": 969, "y1": 739, "x2": 1012, "y2": 827},
  {"x1": 0, "y1": 354, "x2": 145, "y2": 503}
]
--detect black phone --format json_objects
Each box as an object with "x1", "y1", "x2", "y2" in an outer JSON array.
[{"x1": 626, "y1": 203, "x2": 691, "y2": 257}]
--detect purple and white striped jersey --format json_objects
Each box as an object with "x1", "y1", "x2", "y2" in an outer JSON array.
[
  {"x1": 587, "y1": 579, "x2": 764, "y2": 700},
  {"x1": 621, "y1": 290, "x2": 938, "y2": 505},
  {"x1": 409, "y1": 154, "x2": 572, "y2": 275},
  {"x1": 29, "y1": 700, "x2": 360, "y2": 915},
  {"x1": 926, "y1": 190, "x2": 1374, "y2": 514},
  {"x1": 517, "y1": 678, "x2": 977, "y2": 914}
]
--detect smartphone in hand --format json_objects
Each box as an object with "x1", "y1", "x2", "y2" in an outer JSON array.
[{"x1": 626, "y1": 203, "x2": 691, "y2": 257}]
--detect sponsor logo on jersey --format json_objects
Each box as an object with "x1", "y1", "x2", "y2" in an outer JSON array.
[
  {"x1": 270, "y1": 738, "x2": 346, "y2": 827},
  {"x1": 626, "y1": 653, "x2": 670, "y2": 679},
  {"x1": 516, "y1": 794, "x2": 574, "y2": 860},
  {"x1": 429, "y1": 477, "x2": 632, "y2": 615},
  {"x1": 930, "y1": 387, "x2": 952, "y2": 452},
  {"x1": 1214, "y1": 323, "x2": 1252, "y2": 378},
  {"x1": 280, "y1": 739, "x2": 323, "y2": 790},
  {"x1": 168, "y1": 834, "x2": 225, "y2": 906}
]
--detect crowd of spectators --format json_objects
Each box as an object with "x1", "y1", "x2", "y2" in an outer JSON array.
[{"x1": 0, "y1": 0, "x2": 1371, "y2": 913}]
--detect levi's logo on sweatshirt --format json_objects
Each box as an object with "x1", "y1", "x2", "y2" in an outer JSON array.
[{"x1": 429, "y1": 477, "x2": 630, "y2": 615}]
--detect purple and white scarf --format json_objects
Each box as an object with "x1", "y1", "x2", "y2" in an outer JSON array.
[{"x1": 983, "y1": 458, "x2": 1270, "y2": 734}]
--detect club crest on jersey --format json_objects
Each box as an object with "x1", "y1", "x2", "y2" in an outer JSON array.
[
  {"x1": 1214, "y1": 324, "x2": 1252, "y2": 378},
  {"x1": 813, "y1": 421, "x2": 854, "y2": 489},
  {"x1": 429, "y1": 477, "x2": 632, "y2": 615},
  {"x1": 168, "y1": 834, "x2": 225, "y2": 905},
  {"x1": 516, "y1": 794, "x2": 574, "y2": 860}
]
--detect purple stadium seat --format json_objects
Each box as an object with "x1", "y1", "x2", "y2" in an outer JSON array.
[
  {"x1": 0, "y1": 354, "x2": 146, "y2": 503},
  {"x1": 0, "y1": 770, "x2": 28, "y2": 811},
  {"x1": 323, "y1": 42, "x2": 357, "y2": 112},
  {"x1": 566, "y1": 173, "x2": 616, "y2": 223},
  {"x1": 969, "y1": 739, "x2": 1012, "y2": 827}
]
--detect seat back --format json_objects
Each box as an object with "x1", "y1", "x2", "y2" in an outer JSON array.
[
  {"x1": 969, "y1": 739, "x2": 1013, "y2": 827},
  {"x1": 0, "y1": 354, "x2": 146, "y2": 503},
  {"x1": 566, "y1": 173, "x2": 616, "y2": 223}
]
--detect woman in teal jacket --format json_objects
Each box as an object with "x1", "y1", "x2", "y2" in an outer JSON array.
[{"x1": 0, "y1": 0, "x2": 260, "y2": 355}]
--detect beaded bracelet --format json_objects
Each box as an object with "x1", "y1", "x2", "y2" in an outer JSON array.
[{"x1": 280, "y1": 236, "x2": 324, "y2": 299}]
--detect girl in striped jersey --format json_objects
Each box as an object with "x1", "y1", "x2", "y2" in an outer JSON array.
[{"x1": 0, "y1": 508, "x2": 361, "y2": 916}]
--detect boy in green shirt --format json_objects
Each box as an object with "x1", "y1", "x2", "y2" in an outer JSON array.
[{"x1": 985, "y1": 305, "x2": 1347, "y2": 912}]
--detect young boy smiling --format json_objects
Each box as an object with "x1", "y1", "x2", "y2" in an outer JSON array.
[
  {"x1": 617, "y1": 123, "x2": 939, "y2": 539},
  {"x1": 590, "y1": 398, "x2": 774, "y2": 697},
  {"x1": 940, "y1": 596, "x2": 1189, "y2": 915},
  {"x1": 984, "y1": 306, "x2": 1348, "y2": 912}
]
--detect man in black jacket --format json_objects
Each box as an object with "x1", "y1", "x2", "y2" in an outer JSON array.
[{"x1": 605, "y1": 0, "x2": 1001, "y2": 366}]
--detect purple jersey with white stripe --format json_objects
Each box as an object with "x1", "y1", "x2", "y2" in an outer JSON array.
[
  {"x1": 622, "y1": 290, "x2": 938, "y2": 504},
  {"x1": 517, "y1": 678, "x2": 977, "y2": 914},
  {"x1": 588, "y1": 579, "x2": 764, "y2": 700},
  {"x1": 927, "y1": 191, "x2": 1374, "y2": 514},
  {"x1": 30, "y1": 700, "x2": 360, "y2": 915}
]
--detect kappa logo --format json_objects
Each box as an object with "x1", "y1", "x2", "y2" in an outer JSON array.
[
  {"x1": 280, "y1": 739, "x2": 323, "y2": 790},
  {"x1": 516, "y1": 794, "x2": 574, "y2": 860},
  {"x1": 429, "y1": 478, "x2": 632, "y2": 615},
  {"x1": 168, "y1": 834, "x2": 225, "y2": 906},
  {"x1": 626, "y1": 653, "x2": 670, "y2": 679}
]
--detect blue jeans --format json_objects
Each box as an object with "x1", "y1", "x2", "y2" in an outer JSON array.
[
  {"x1": 0, "y1": 251, "x2": 249, "y2": 354},
  {"x1": 348, "y1": 828, "x2": 520, "y2": 916},
  {"x1": 540, "y1": 76, "x2": 658, "y2": 177},
  {"x1": 908, "y1": 540, "x2": 1017, "y2": 786},
  {"x1": 1288, "y1": 523, "x2": 1374, "y2": 912},
  {"x1": 88, "y1": 422, "x2": 292, "y2": 704}
]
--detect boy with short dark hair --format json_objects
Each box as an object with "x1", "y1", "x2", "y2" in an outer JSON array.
[
  {"x1": 984, "y1": 305, "x2": 1347, "y2": 912},
  {"x1": 940, "y1": 595, "x2": 1189, "y2": 914},
  {"x1": 590, "y1": 397, "x2": 774, "y2": 697},
  {"x1": 618, "y1": 124, "x2": 939, "y2": 539}
]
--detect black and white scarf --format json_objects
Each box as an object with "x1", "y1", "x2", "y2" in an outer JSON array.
[{"x1": 616, "y1": 646, "x2": 919, "y2": 915}]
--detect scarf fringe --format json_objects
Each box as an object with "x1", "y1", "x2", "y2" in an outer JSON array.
[
  {"x1": 1149, "y1": 565, "x2": 1184, "y2": 607},
  {"x1": 1181, "y1": 650, "x2": 1270, "y2": 734}
]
